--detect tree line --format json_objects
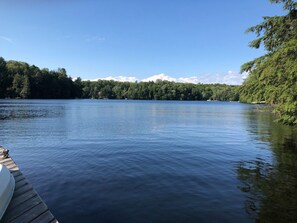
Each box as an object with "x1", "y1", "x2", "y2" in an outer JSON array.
[
  {"x1": 0, "y1": 58, "x2": 82, "y2": 99},
  {"x1": 0, "y1": 57, "x2": 240, "y2": 101},
  {"x1": 82, "y1": 80, "x2": 239, "y2": 101}
]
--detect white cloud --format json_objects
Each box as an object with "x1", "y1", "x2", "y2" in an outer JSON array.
[
  {"x1": 197, "y1": 71, "x2": 247, "y2": 85},
  {"x1": 142, "y1": 73, "x2": 200, "y2": 84},
  {"x1": 142, "y1": 73, "x2": 176, "y2": 82},
  {"x1": 177, "y1": 76, "x2": 199, "y2": 84},
  {"x1": 223, "y1": 70, "x2": 244, "y2": 85},
  {"x1": 93, "y1": 71, "x2": 248, "y2": 85},
  {"x1": 0, "y1": 35, "x2": 13, "y2": 43},
  {"x1": 94, "y1": 76, "x2": 138, "y2": 82}
]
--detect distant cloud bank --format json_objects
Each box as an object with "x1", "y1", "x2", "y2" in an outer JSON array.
[
  {"x1": 141, "y1": 74, "x2": 200, "y2": 84},
  {"x1": 96, "y1": 76, "x2": 138, "y2": 82},
  {"x1": 91, "y1": 71, "x2": 248, "y2": 85}
]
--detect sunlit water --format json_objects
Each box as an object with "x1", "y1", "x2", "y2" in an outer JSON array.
[{"x1": 0, "y1": 100, "x2": 296, "y2": 223}]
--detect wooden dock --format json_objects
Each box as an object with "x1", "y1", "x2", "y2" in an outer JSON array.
[{"x1": 0, "y1": 148, "x2": 58, "y2": 223}]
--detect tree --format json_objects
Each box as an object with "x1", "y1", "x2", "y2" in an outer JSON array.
[
  {"x1": 0, "y1": 57, "x2": 84, "y2": 99},
  {"x1": 240, "y1": 0, "x2": 297, "y2": 125},
  {"x1": 12, "y1": 73, "x2": 23, "y2": 97},
  {"x1": 20, "y1": 75, "x2": 30, "y2": 98},
  {"x1": 0, "y1": 57, "x2": 8, "y2": 98}
]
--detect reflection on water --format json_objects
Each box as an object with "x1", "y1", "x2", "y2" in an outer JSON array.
[
  {"x1": 236, "y1": 108, "x2": 297, "y2": 222},
  {"x1": 0, "y1": 100, "x2": 296, "y2": 223}
]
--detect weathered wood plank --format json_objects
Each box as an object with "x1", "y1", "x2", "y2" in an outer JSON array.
[
  {"x1": 8, "y1": 202, "x2": 48, "y2": 223},
  {"x1": 14, "y1": 174, "x2": 25, "y2": 183},
  {"x1": 30, "y1": 210, "x2": 55, "y2": 223},
  {"x1": 2, "y1": 196, "x2": 42, "y2": 222},
  {"x1": 12, "y1": 184, "x2": 33, "y2": 198},
  {"x1": 0, "y1": 159, "x2": 14, "y2": 166},
  {"x1": 7, "y1": 166, "x2": 19, "y2": 171},
  {"x1": 8, "y1": 190, "x2": 38, "y2": 209},
  {"x1": 0, "y1": 158, "x2": 13, "y2": 164},
  {"x1": 14, "y1": 178, "x2": 29, "y2": 190},
  {"x1": 14, "y1": 182, "x2": 31, "y2": 194},
  {"x1": 5, "y1": 163, "x2": 17, "y2": 170}
]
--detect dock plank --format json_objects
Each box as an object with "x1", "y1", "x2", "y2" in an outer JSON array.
[
  {"x1": 13, "y1": 184, "x2": 33, "y2": 198},
  {"x1": 2, "y1": 196, "x2": 42, "y2": 222},
  {"x1": 14, "y1": 178, "x2": 29, "y2": 190},
  {"x1": 11, "y1": 170, "x2": 22, "y2": 178},
  {"x1": 0, "y1": 160, "x2": 14, "y2": 166},
  {"x1": 14, "y1": 174, "x2": 25, "y2": 183},
  {"x1": 8, "y1": 190, "x2": 38, "y2": 209},
  {"x1": 30, "y1": 211, "x2": 55, "y2": 223},
  {"x1": 5, "y1": 163, "x2": 17, "y2": 170},
  {"x1": 0, "y1": 148, "x2": 58, "y2": 223},
  {"x1": 9, "y1": 202, "x2": 48, "y2": 223},
  {"x1": 0, "y1": 158, "x2": 13, "y2": 165}
]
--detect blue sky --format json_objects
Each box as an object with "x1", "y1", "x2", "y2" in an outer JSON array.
[{"x1": 0, "y1": 0, "x2": 283, "y2": 84}]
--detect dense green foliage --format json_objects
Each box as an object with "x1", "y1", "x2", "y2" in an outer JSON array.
[
  {"x1": 82, "y1": 80, "x2": 239, "y2": 101},
  {"x1": 0, "y1": 57, "x2": 82, "y2": 99},
  {"x1": 240, "y1": 0, "x2": 297, "y2": 125},
  {"x1": 0, "y1": 57, "x2": 240, "y2": 101}
]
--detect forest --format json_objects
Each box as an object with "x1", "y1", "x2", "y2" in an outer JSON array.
[
  {"x1": 0, "y1": 57, "x2": 82, "y2": 99},
  {"x1": 0, "y1": 57, "x2": 239, "y2": 102}
]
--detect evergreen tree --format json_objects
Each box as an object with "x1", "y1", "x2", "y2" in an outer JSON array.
[{"x1": 240, "y1": 0, "x2": 297, "y2": 125}]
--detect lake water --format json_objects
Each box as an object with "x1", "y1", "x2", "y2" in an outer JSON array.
[{"x1": 0, "y1": 100, "x2": 296, "y2": 223}]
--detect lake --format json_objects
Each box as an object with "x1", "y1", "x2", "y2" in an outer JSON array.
[{"x1": 0, "y1": 100, "x2": 296, "y2": 223}]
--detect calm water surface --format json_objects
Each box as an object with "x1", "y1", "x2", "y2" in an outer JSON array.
[{"x1": 0, "y1": 100, "x2": 296, "y2": 223}]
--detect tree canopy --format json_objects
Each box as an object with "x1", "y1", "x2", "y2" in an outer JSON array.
[
  {"x1": 240, "y1": 0, "x2": 297, "y2": 125},
  {"x1": 0, "y1": 58, "x2": 82, "y2": 99},
  {"x1": 82, "y1": 79, "x2": 240, "y2": 101}
]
